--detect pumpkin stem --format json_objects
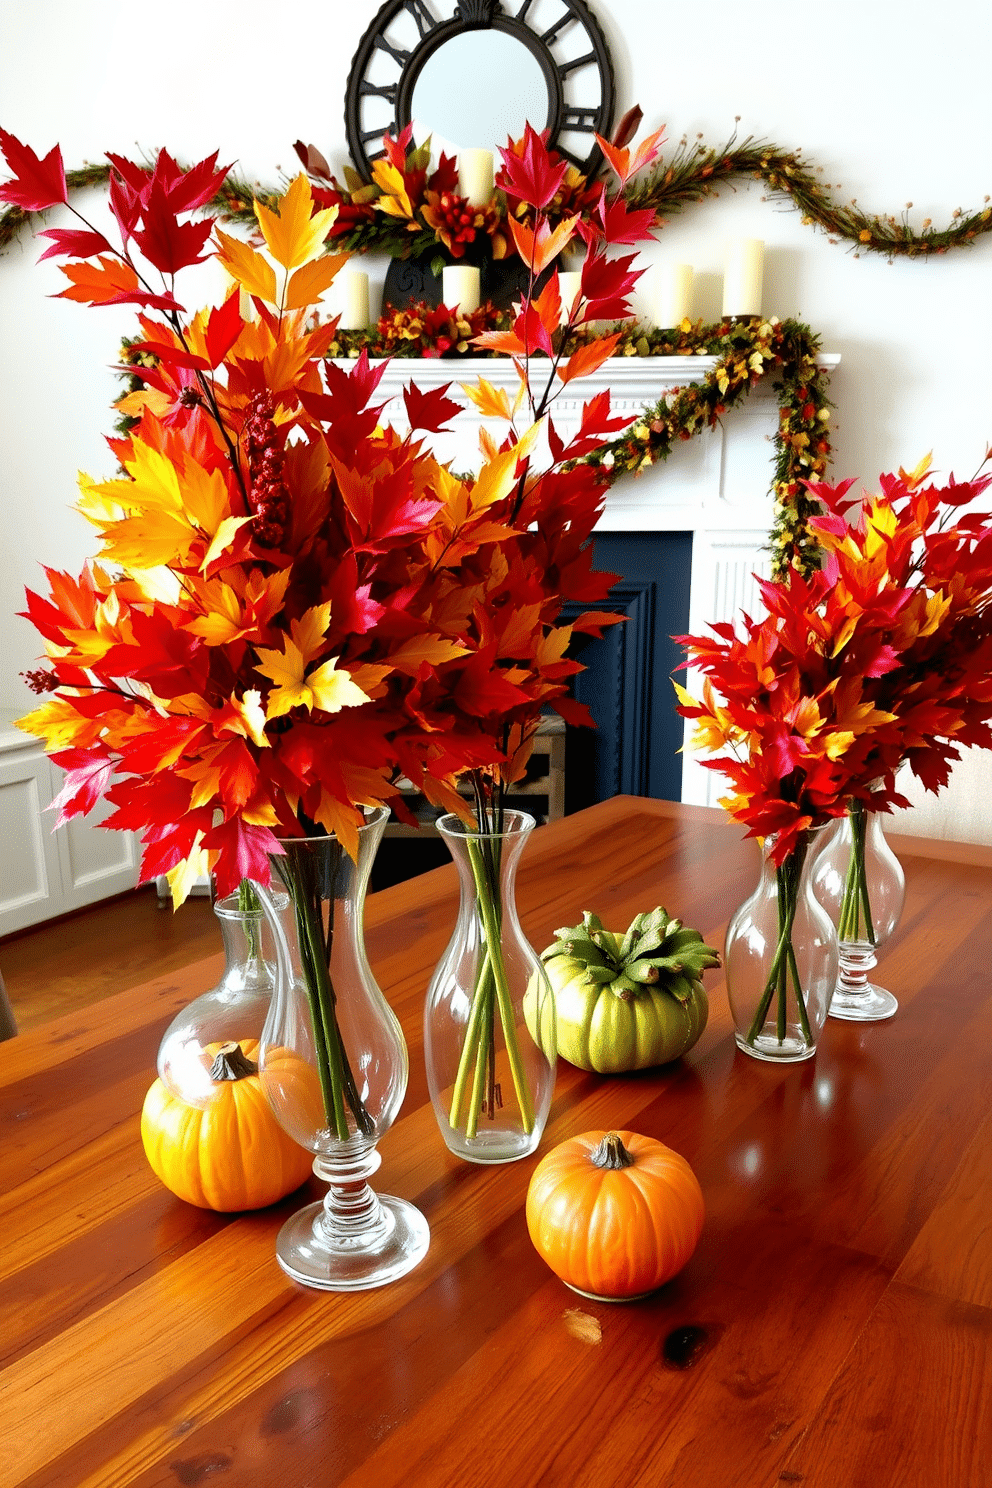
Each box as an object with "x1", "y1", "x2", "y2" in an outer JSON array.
[
  {"x1": 590, "y1": 1132, "x2": 636, "y2": 1170},
  {"x1": 209, "y1": 1041, "x2": 259, "y2": 1082}
]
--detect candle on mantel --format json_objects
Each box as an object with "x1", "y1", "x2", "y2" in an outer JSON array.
[
  {"x1": 458, "y1": 148, "x2": 494, "y2": 207},
  {"x1": 558, "y1": 270, "x2": 582, "y2": 325},
  {"x1": 722, "y1": 238, "x2": 764, "y2": 318},
  {"x1": 338, "y1": 269, "x2": 370, "y2": 330},
  {"x1": 442, "y1": 264, "x2": 481, "y2": 315},
  {"x1": 657, "y1": 263, "x2": 693, "y2": 327}
]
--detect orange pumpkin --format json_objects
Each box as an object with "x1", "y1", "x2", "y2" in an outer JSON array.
[
  {"x1": 141, "y1": 1039, "x2": 313, "y2": 1212},
  {"x1": 525, "y1": 1129, "x2": 705, "y2": 1300}
]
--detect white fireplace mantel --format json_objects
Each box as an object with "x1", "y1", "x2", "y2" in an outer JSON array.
[{"x1": 360, "y1": 352, "x2": 841, "y2": 809}]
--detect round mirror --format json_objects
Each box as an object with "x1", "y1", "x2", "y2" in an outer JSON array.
[
  {"x1": 410, "y1": 31, "x2": 550, "y2": 153},
  {"x1": 345, "y1": 0, "x2": 615, "y2": 181}
]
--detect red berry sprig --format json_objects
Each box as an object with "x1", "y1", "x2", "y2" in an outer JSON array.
[{"x1": 243, "y1": 393, "x2": 289, "y2": 549}]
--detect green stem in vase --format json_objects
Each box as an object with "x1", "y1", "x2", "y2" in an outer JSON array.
[
  {"x1": 273, "y1": 846, "x2": 375, "y2": 1142},
  {"x1": 745, "y1": 840, "x2": 810, "y2": 1046},
  {"x1": 237, "y1": 876, "x2": 262, "y2": 961},
  {"x1": 447, "y1": 822, "x2": 535, "y2": 1139},
  {"x1": 837, "y1": 800, "x2": 876, "y2": 944}
]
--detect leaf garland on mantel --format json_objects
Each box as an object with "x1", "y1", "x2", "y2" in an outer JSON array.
[{"x1": 4, "y1": 130, "x2": 990, "y2": 261}]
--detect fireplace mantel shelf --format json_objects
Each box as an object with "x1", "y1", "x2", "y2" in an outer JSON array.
[{"x1": 349, "y1": 352, "x2": 841, "y2": 535}]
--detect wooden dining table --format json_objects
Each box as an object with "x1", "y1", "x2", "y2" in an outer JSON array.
[{"x1": 2, "y1": 796, "x2": 991, "y2": 1488}]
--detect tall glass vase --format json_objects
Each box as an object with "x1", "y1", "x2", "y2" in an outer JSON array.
[
  {"x1": 725, "y1": 827, "x2": 837, "y2": 1062},
  {"x1": 156, "y1": 888, "x2": 274, "y2": 1107},
  {"x1": 425, "y1": 810, "x2": 556, "y2": 1164},
  {"x1": 812, "y1": 798, "x2": 905, "y2": 1021},
  {"x1": 253, "y1": 810, "x2": 429, "y2": 1291}
]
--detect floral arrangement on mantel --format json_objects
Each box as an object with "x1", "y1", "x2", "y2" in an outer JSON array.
[
  {"x1": 5, "y1": 123, "x2": 990, "y2": 265},
  {"x1": 2, "y1": 121, "x2": 664, "y2": 1139},
  {"x1": 676, "y1": 455, "x2": 992, "y2": 1043}
]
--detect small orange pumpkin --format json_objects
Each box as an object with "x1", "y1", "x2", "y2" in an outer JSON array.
[
  {"x1": 525, "y1": 1129, "x2": 705, "y2": 1300},
  {"x1": 141, "y1": 1039, "x2": 313, "y2": 1212}
]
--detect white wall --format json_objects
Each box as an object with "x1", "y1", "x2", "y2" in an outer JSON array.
[{"x1": 1, "y1": 0, "x2": 990, "y2": 841}]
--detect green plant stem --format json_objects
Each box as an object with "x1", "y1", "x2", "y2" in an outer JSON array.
[
  {"x1": 837, "y1": 802, "x2": 875, "y2": 944},
  {"x1": 237, "y1": 877, "x2": 262, "y2": 960},
  {"x1": 274, "y1": 850, "x2": 375, "y2": 1142},
  {"x1": 447, "y1": 831, "x2": 535, "y2": 1139},
  {"x1": 449, "y1": 948, "x2": 494, "y2": 1129},
  {"x1": 745, "y1": 844, "x2": 812, "y2": 1046}
]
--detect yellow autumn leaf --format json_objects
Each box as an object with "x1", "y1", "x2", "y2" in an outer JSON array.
[
  {"x1": 201, "y1": 515, "x2": 253, "y2": 575},
  {"x1": 256, "y1": 640, "x2": 370, "y2": 718},
  {"x1": 311, "y1": 793, "x2": 363, "y2": 860},
  {"x1": 76, "y1": 471, "x2": 124, "y2": 525},
  {"x1": 471, "y1": 425, "x2": 540, "y2": 514},
  {"x1": 166, "y1": 836, "x2": 212, "y2": 910},
  {"x1": 214, "y1": 226, "x2": 277, "y2": 303},
  {"x1": 228, "y1": 690, "x2": 269, "y2": 749},
  {"x1": 898, "y1": 452, "x2": 932, "y2": 489},
  {"x1": 176, "y1": 460, "x2": 229, "y2": 534},
  {"x1": 90, "y1": 440, "x2": 184, "y2": 516},
  {"x1": 289, "y1": 603, "x2": 333, "y2": 660},
  {"x1": 370, "y1": 160, "x2": 414, "y2": 219},
  {"x1": 255, "y1": 176, "x2": 338, "y2": 271},
  {"x1": 16, "y1": 697, "x2": 99, "y2": 749},
  {"x1": 185, "y1": 579, "x2": 244, "y2": 645},
  {"x1": 460, "y1": 376, "x2": 515, "y2": 421},
  {"x1": 285, "y1": 252, "x2": 350, "y2": 310}
]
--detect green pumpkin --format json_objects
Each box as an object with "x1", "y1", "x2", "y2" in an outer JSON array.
[{"x1": 524, "y1": 908, "x2": 719, "y2": 1074}]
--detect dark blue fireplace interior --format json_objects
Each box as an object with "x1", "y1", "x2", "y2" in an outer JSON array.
[{"x1": 564, "y1": 531, "x2": 693, "y2": 812}]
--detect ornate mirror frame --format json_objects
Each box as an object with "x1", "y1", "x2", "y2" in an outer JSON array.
[{"x1": 345, "y1": 0, "x2": 616, "y2": 179}]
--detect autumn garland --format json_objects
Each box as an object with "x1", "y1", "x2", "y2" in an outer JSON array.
[{"x1": 5, "y1": 128, "x2": 992, "y2": 263}]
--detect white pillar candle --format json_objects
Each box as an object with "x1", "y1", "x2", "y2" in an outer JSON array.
[
  {"x1": 722, "y1": 238, "x2": 764, "y2": 318},
  {"x1": 458, "y1": 148, "x2": 494, "y2": 207},
  {"x1": 442, "y1": 264, "x2": 481, "y2": 315},
  {"x1": 558, "y1": 271, "x2": 582, "y2": 325},
  {"x1": 338, "y1": 269, "x2": 369, "y2": 330},
  {"x1": 657, "y1": 263, "x2": 693, "y2": 327}
]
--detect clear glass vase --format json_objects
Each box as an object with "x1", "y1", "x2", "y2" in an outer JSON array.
[
  {"x1": 812, "y1": 798, "x2": 905, "y2": 1021},
  {"x1": 253, "y1": 810, "x2": 430, "y2": 1291},
  {"x1": 725, "y1": 827, "x2": 838, "y2": 1062},
  {"x1": 424, "y1": 810, "x2": 556, "y2": 1164},
  {"x1": 156, "y1": 888, "x2": 274, "y2": 1107}
]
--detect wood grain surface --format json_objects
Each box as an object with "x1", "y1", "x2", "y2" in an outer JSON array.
[{"x1": 1, "y1": 797, "x2": 990, "y2": 1488}]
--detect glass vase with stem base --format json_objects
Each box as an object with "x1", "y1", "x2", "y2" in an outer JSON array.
[
  {"x1": 425, "y1": 807, "x2": 556, "y2": 1164},
  {"x1": 812, "y1": 794, "x2": 905, "y2": 1021},
  {"x1": 253, "y1": 808, "x2": 430, "y2": 1291},
  {"x1": 725, "y1": 826, "x2": 837, "y2": 1062}
]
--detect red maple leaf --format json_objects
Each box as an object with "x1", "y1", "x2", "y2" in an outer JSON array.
[
  {"x1": 0, "y1": 130, "x2": 67, "y2": 210},
  {"x1": 47, "y1": 750, "x2": 116, "y2": 826},
  {"x1": 36, "y1": 227, "x2": 113, "y2": 262},
  {"x1": 403, "y1": 380, "x2": 463, "y2": 433},
  {"x1": 496, "y1": 124, "x2": 568, "y2": 210},
  {"x1": 131, "y1": 181, "x2": 214, "y2": 274}
]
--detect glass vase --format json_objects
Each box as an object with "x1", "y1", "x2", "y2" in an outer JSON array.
[
  {"x1": 424, "y1": 810, "x2": 556, "y2": 1164},
  {"x1": 253, "y1": 810, "x2": 430, "y2": 1291},
  {"x1": 156, "y1": 887, "x2": 274, "y2": 1107},
  {"x1": 812, "y1": 799, "x2": 905, "y2": 1021},
  {"x1": 725, "y1": 827, "x2": 837, "y2": 1062}
]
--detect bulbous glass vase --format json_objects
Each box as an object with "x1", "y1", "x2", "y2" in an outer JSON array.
[
  {"x1": 725, "y1": 827, "x2": 838, "y2": 1062},
  {"x1": 424, "y1": 810, "x2": 556, "y2": 1164},
  {"x1": 812, "y1": 799, "x2": 905, "y2": 1021},
  {"x1": 253, "y1": 810, "x2": 430, "y2": 1291},
  {"x1": 156, "y1": 890, "x2": 274, "y2": 1108}
]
